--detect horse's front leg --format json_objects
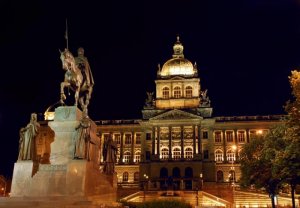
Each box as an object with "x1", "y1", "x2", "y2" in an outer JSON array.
[
  {"x1": 60, "y1": 82, "x2": 69, "y2": 103},
  {"x1": 74, "y1": 87, "x2": 80, "y2": 107}
]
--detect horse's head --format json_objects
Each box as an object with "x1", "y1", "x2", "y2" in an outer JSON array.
[{"x1": 60, "y1": 49, "x2": 75, "y2": 71}]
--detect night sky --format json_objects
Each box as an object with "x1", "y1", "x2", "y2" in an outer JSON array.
[{"x1": 0, "y1": 0, "x2": 300, "y2": 177}]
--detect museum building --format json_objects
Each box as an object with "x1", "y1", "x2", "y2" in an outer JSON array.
[
  {"x1": 39, "y1": 36, "x2": 282, "y2": 191},
  {"x1": 94, "y1": 36, "x2": 282, "y2": 190}
]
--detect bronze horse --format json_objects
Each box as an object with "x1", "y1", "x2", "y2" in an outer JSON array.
[{"x1": 60, "y1": 48, "x2": 94, "y2": 113}]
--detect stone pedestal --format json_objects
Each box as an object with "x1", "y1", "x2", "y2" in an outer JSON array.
[{"x1": 11, "y1": 106, "x2": 117, "y2": 197}]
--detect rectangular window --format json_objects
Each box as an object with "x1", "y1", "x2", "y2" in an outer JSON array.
[
  {"x1": 237, "y1": 131, "x2": 245, "y2": 143},
  {"x1": 226, "y1": 131, "x2": 234, "y2": 142},
  {"x1": 114, "y1": 134, "x2": 121, "y2": 144},
  {"x1": 125, "y1": 134, "x2": 132, "y2": 144},
  {"x1": 203, "y1": 150, "x2": 209, "y2": 159},
  {"x1": 146, "y1": 151, "x2": 151, "y2": 160},
  {"x1": 214, "y1": 131, "x2": 222, "y2": 143},
  {"x1": 146, "y1": 133, "x2": 151, "y2": 140},
  {"x1": 202, "y1": 131, "x2": 208, "y2": 139},
  {"x1": 136, "y1": 134, "x2": 141, "y2": 144}
]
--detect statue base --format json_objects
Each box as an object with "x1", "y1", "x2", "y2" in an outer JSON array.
[{"x1": 11, "y1": 106, "x2": 117, "y2": 197}]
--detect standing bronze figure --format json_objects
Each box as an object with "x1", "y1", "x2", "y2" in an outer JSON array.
[
  {"x1": 102, "y1": 136, "x2": 117, "y2": 175},
  {"x1": 18, "y1": 113, "x2": 40, "y2": 160}
]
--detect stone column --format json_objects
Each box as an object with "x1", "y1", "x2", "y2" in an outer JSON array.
[
  {"x1": 131, "y1": 132, "x2": 135, "y2": 163},
  {"x1": 223, "y1": 130, "x2": 227, "y2": 163},
  {"x1": 168, "y1": 126, "x2": 172, "y2": 159},
  {"x1": 193, "y1": 125, "x2": 196, "y2": 155},
  {"x1": 157, "y1": 127, "x2": 160, "y2": 157},
  {"x1": 152, "y1": 127, "x2": 155, "y2": 155},
  {"x1": 197, "y1": 125, "x2": 201, "y2": 157},
  {"x1": 246, "y1": 129, "x2": 250, "y2": 143},
  {"x1": 120, "y1": 132, "x2": 124, "y2": 164},
  {"x1": 181, "y1": 126, "x2": 184, "y2": 159}
]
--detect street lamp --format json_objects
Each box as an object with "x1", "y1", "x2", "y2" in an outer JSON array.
[
  {"x1": 0, "y1": 177, "x2": 6, "y2": 197},
  {"x1": 143, "y1": 174, "x2": 149, "y2": 202}
]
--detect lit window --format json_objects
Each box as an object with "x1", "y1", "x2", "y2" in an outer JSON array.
[
  {"x1": 172, "y1": 147, "x2": 181, "y2": 159},
  {"x1": 214, "y1": 131, "x2": 222, "y2": 143},
  {"x1": 162, "y1": 87, "x2": 170, "y2": 99},
  {"x1": 161, "y1": 147, "x2": 169, "y2": 159},
  {"x1": 173, "y1": 86, "x2": 181, "y2": 98},
  {"x1": 114, "y1": 134, "x2": 121, "y2": 144},
  {"x1": 124, "y1": 151, "x2": 131, "y2": 163},
  {"x1": 237, "y1": 131, "x2": 245, "y2": 143},
  {"x1": 136, "y1": 134, "x2": 141, "y2": 144},
  {"x1": 125, "y1": 134, "x2": 132, "y2": 144},
  {"x1": 184, "y1": 147, "x2": 193, "y2": 159},
  {"x1": 185, "y1": 86, "x2": 193, "y2": 98},
  {"x1": 215, "y1": 150, "x2": 223, "y2": 162},
  {"x1": 123, "y1": 172, "x2": 129, "y2": 182},
  {"x1": 226, "y1": 149, "x2": 236, "y2": 162},
  {"x1": 134, "y1": 151, "x2": 141, "y2": 163},
  {"x1": 226, "y1": 131, "x2": 234, "y2": 142}
]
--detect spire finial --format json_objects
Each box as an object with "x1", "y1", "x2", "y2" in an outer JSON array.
[{"x1": 173, "y1": 34, "x2": 184, "y2": 58}]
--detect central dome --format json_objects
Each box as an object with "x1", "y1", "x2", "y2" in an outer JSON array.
[
  {"x1": 161, "y1": 58, "x2": 194, "y2": 76},
  {"x1": 159, "y1": 36, "x2": 196, "y2": 77}
]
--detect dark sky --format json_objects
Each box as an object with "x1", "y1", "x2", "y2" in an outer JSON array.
[{"x1": 0, "y1": 0, "x2": 300, "y2": 177}]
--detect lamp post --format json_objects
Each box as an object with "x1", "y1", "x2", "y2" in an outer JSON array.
[
  {"x1": 195, "y1": 187, "x2": 199, "y2": 208},
  {"x1": 0, "y1": 176, "x2": 6, "y2": 197},
  {"x1": 143, "y1": 174, "x2": 148, "y2": 202}
]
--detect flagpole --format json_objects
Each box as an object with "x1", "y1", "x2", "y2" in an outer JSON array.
[{"x1": 65, "y1": 19, "x2": 69, "y2": 49}]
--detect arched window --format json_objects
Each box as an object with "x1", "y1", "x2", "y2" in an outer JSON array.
[
  {"x1": 173, "y1": 86, "x2": 181, "y2": 98},
  {"x1": 134, "y1": 151, "x2": 141, "y2": 163},
  {"x1": 162, "y1": 87, "x2": 170, "y2": 99},
  {"x1": 134, "y1": 172, "x2": 139, "y2": 181},
  {"x1": 185, "y1": 86, "x2": 193, "y2": 98},
  {"x1": 226, "y1": 149, "x2": 235, "y2": 162},
  {"x1": 172, "y1": 147, "x2": 181, "y2": 160},
  {"x1": 215, "y1": 149, "x2": 224, "y2": 162},
  {"x1": 184, "y1": 147, "x2": 193, "y2": 159},
  {"x1": 161, "y1": 147, "x2": 169, "y2": 159},
  {"x1": 124, "y1": 151, "x2": 131, "y2": 163},
  {"x1": 160, "y1": 167, "x2": 168, "y2": 178},
  {"x1": 172, "y1": 167, "x2": 181, "y2": 178},
  {"x1": 123, "y1": 172, "x2": 129, "y2": 182}
]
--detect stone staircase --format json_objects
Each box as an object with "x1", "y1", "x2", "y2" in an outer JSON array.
[
  {"x1": 0, "y1": 194, "x2": 121, "y2": 208},
  {"x1": 121, "y1": 190, "x2": 231, "y2": 207},
  {"x1": 234, "y1": 190, "x2": 297, "y2": 207}
]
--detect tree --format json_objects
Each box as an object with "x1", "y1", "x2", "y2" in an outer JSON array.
[
  {"x1": 240, "y1": 70, "x2": 300, "y2": 208},
  {"x1": 240, "y1": 125, "x2": 286, "y2": 208},
  {"x1": 278, "y1": 70, "x2": 300, "y2": 208}
]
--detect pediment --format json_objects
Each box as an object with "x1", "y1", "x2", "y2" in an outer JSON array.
[
  {"x1": 170, "y1": 76, "x2": 185, "y2": 80},
  {"x1": 149, "y1": 109, "x2": 202, "y2": 120}
]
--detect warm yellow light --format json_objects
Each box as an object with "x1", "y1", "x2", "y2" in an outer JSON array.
[
  {"x1": 44, "y1": 112, "x2": 55, "y2": 121},
  {"x1": 232, "y1": 145, "x2": 237, "y2": 150},
  {"x1": 257, "y1": 130, "x2": 263, "y2": 135}
]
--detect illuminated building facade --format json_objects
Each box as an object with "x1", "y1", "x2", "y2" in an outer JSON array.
[{"x1": 96, "y1": 36, "x2": 282, "y2": 190}]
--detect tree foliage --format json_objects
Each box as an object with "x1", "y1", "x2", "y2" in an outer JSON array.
[{"x1": 240, "y1": 70, "x2": 300, "y2": 208}]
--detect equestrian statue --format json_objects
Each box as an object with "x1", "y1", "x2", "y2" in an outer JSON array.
[{"x1": 59, "y1": 47, "x2": 94, "y2": 114}]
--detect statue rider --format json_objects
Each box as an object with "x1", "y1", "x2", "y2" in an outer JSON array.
[{"x1": 74, "y1": 47, "x2": 94, "y2": 111}]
